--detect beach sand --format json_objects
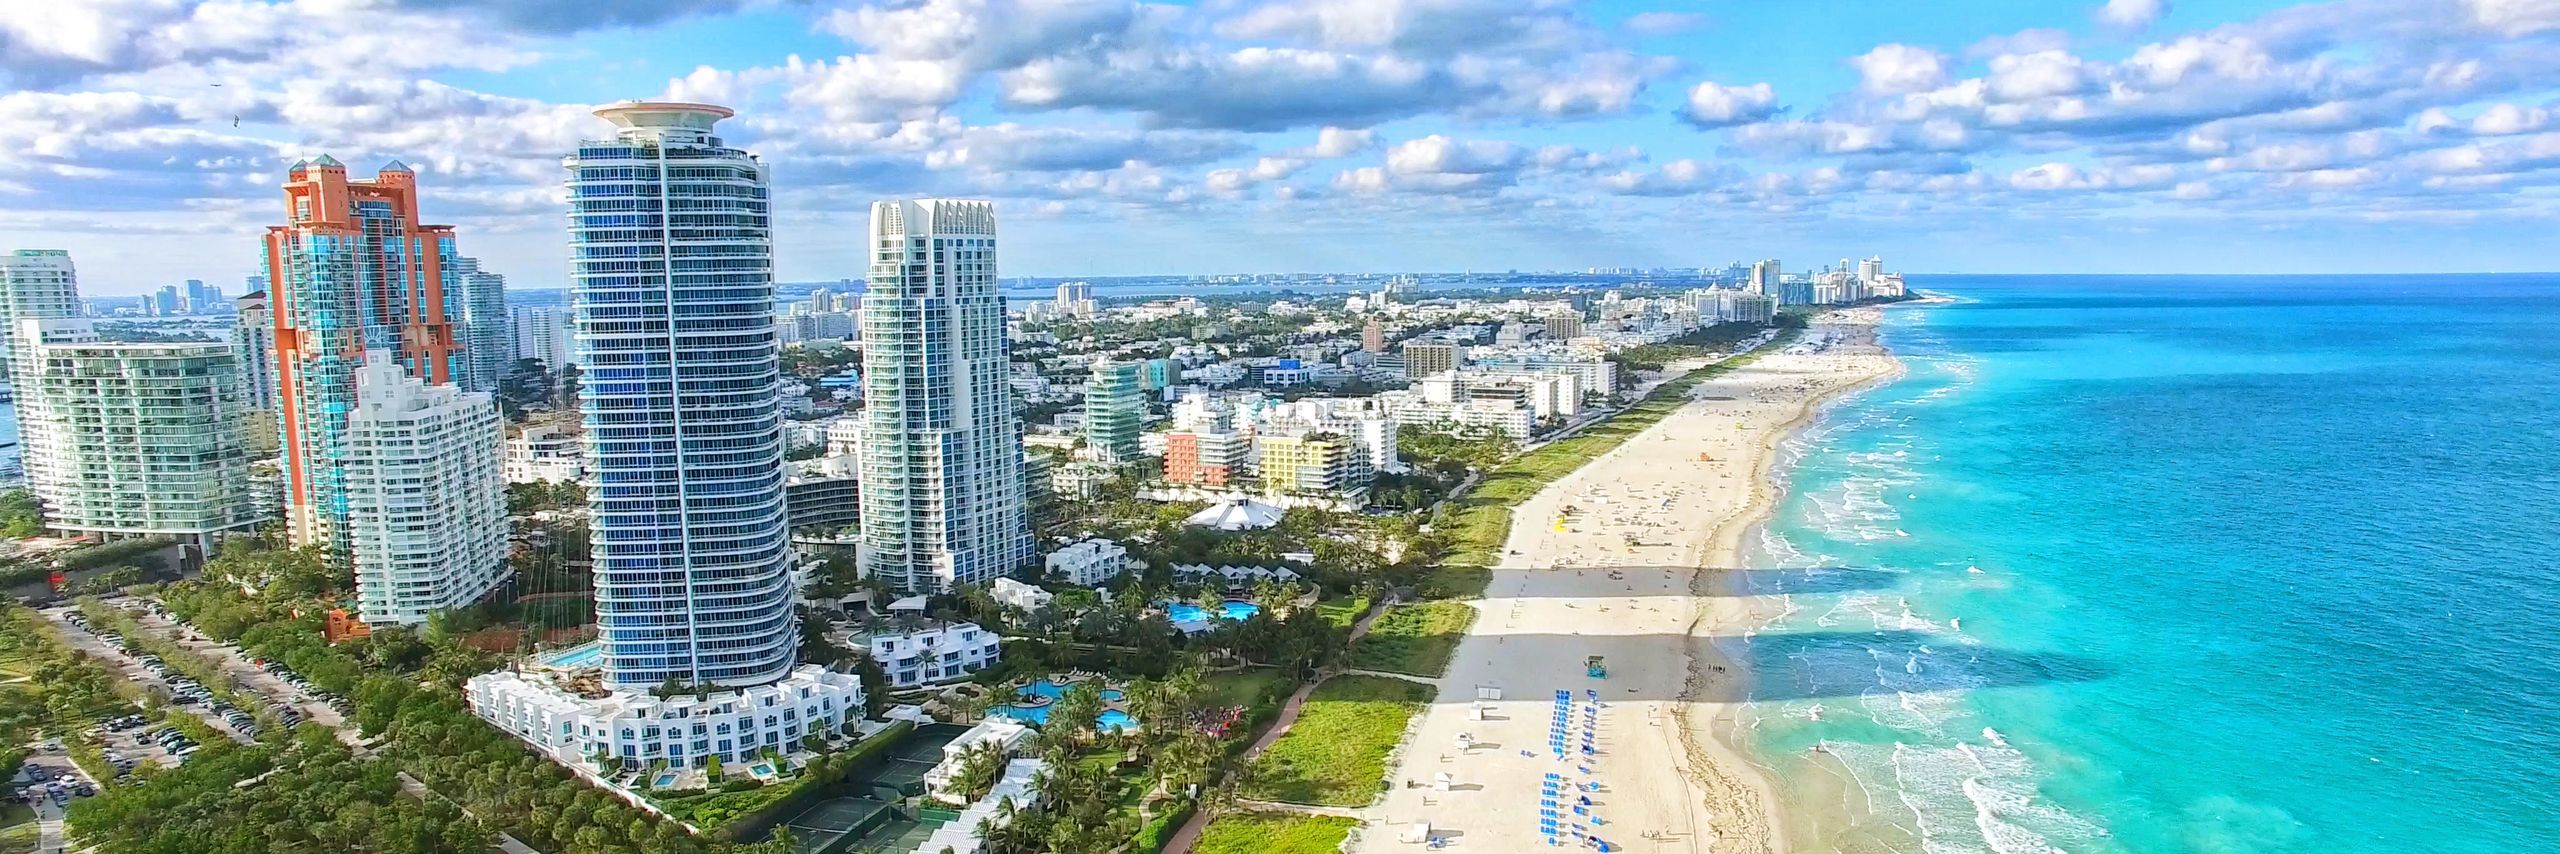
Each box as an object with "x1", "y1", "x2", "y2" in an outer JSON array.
[{"x1": 1357, "y1": 308, "x2": 1900, "y2": 854}]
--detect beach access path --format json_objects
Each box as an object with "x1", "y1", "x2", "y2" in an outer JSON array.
[{"x1": 1354, "y1": 309, "x2": 1899, "y2": 854}]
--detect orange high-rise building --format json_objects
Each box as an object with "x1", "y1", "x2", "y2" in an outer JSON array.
[{"x1": 261, "y1": 156, "x2": 463, "y2": 553}]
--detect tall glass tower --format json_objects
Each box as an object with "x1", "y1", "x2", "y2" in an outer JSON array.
[
  {"x1": 261, "y1": 158, "x2": 463, "y2": 558},
  {"x1": 856, "y1": 199, "x2": 1035, "y2": 593},
  {"x1": 567, "y1": 102, "x2": 795, "y2": 688}
]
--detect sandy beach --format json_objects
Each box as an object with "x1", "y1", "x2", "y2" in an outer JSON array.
[{"x1": 1358, "y1": 308, "x2": 1901, "y2": 854}]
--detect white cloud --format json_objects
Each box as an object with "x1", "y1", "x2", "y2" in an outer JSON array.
[
  {"x1": 1294, "y1": 127, "x2": 1378, "y2": 158},
  {"x1": 1682, "y1": 81, "x2": 1779, "y2": 128},
  {"x1": 1623, "y1": 12, "x2": 1706, "y2": 37},
  {"x1": 1384, "y1": 135, "x2": 1525, "y2": 176},
  {"x1": 2471, "y1": 102, "x2": 2552, "y2": 135},
  {"x1": 2096, "y1": 0, "x2": 2171, "y2": 31},
  {"x1": 1597, "y1": 158, "x2": 1727, "y2": 196},
  {"x1": 1852, "y1": 44, "x2": 1949, "y2": 95},
  {"x1": 2463, "y1": 0, "x2": 2560, "y2": 37},
  {"x1": 1985, "y1": 51, "x2": 2089, "y2": 101},
  {"x1": 921, "y1": 124, "x2": 1249, "y2": 172}
]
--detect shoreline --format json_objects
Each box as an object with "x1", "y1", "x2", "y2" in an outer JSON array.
[
  {"x1": 1356, "y1": 306, "x2": 1907, "y2": 854},
  {"x1": 1685, "y1": 308, "x2": 1915, "y2": 854}
]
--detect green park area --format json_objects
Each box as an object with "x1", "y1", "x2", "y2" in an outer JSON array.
[
  {"x1": 1191, "y1": 812, "x2": 1356, "y2": 854},
  {"x1": 1241, "y1": 675, "x2": 1432, "y2": 807},
  {"x1": 1347, "y1": 600, "x2": 1475, "y2": 677}
]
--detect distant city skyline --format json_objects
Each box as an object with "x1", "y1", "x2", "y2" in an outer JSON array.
[{"x1": 9, "y1": 0, "x2": 2560, "y2": 294}]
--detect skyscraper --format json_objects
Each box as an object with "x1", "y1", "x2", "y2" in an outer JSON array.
[
  {"x1": 233, "y1": 292, "x2": 279, "y2": 411},
  {"x1": 1085, "y1": 360, "x2": 1143, "y2": 465},
  {"x1": 13, "y1": 318, "x2": 261, "y2": 561},
  {"x1": 858, "y1": 199, "x2": 1035, "y2": 593},
  {"x1": 1748, "y1": 259, "x2": 1781, "y2": 295},
  {"x1": 448, "y1": 256, "x2": 511, "y2": 394},
  {"x1": 1054, "y1": 280, "x2": 1094, "y2": 318},
  {"x1": 470, "y1": 101, "x2": 861, "y2": 773},
  {"x1": 0, "y1": 249, "x2": 83, "y2": 382},
  {"x1": 183, "y1": 279, "x2": 217, "y2": 313},
  {"x1": 345, "y1": 353, "x2": 508, "y2": 625},
  {"x1": 262, "y1": 156, "x2": 465, "y2": 555},
  {"x1": 1362, "y1": 317, "x2": 1386, "y2": 353},
  {"x1": 568, "y1": 101, "x2": 795, "y2": 688},
  {"x1": 510, "y1": 306, "x2": 575, "y2": 370}
]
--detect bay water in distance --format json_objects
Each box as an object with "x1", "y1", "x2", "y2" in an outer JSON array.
[{"x1": 1738, "y1": 275, "x2": 2560, "y2": 853}]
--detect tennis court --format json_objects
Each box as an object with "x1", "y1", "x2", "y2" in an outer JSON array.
[
  {"x1": 869, "y1": 730, "x2": 959, "y2": 794},
  {"x1": 779, "y1": 797, "x2": 891, "y2": 854}
]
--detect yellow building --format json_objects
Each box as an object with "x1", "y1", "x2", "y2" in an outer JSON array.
[{"x1": 1254, "y1": 432, "x2": 1370, "y2": 501}]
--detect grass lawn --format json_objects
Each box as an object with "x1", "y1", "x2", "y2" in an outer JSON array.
[
  {"x1": 1422, "y1": 326, "x2": 1802, "y2": 598},
  {"x1": 0, "y1": 802, "x2": 31, "y2": 830},
  {"x1": 1313, "y1": 595, "x2": 1370, "y2": 629},
  {"x1": 0, "y1": 818, "x2": 34, "y2": 854},
  {"x1": 1192, "y1": 812, "x2": 1357, "y2": 854},
  {"x1": 1200, "y1": 669, "x2": 1287, "y2": 711},
  {"x1": 1348, "y1": 601, "x2": 1475, "y2": 677},
  {"x1": 1243, "y1": 675, "x2": 1431, "y2": 806}
]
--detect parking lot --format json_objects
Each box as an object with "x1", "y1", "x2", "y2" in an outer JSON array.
[
  {"x1": 39, "y1": 606, "x2": 256, "y2": 747},
  {"x1": 117, "y1": 600, "x2": 360, "y2": 744}
]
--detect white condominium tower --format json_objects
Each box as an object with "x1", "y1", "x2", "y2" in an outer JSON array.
[
  {"x1": 857, "y1": 199, "x2": 1035, "y2": 593},
  {"x1": 568, "y1": 101, "x2": 796, "y2": 688},
  {"x1": 345, "y1": 353, "x2": 508, "y2": 625},
  {"x1": 13, "y1": 319, "x2": 261, "y2": 560},
  {"x1": 0, "y1": 250, "x2": 84, "y2": 383}
]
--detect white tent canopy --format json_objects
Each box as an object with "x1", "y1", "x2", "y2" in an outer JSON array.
[{"x1": 1183, "y1": 496, "x2": 1285, "y2": 530}]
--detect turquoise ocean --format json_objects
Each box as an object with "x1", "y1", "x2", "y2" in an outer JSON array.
[{"x1": 1736, "y1": 275, "x2": 2560, "y2": 853}]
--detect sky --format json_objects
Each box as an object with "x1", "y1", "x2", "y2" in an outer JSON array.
[{"x1": 5, "y1": 0, "x2": 2559, "y2": 295}]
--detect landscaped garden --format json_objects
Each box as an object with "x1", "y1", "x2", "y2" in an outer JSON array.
[{"x1": 1241, "y1": 674, "x2": 1432, "y2": 807}]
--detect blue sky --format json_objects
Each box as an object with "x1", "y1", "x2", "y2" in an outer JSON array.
[{"x1": 4, "y1": 0, "x2": 2557, "y2": 294}]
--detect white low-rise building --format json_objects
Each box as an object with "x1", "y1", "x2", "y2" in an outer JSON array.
[
  {"x1": 503, "y1": 423, "x2": 585, "y2": 485},
  {"x1": 857, "y1": 621, "x2": 1001, "y2": 688},
  {"x1": 922, "y1": 716, "x2": 1038, "y2": 804},
  {"x1": 1172, "y1": 564, "x2": 1303, "y2": 588},
  {"x1": 1044, "y1": 538, "x2": 1132, "y2": 587},
  {"x1": 918, "y1": 758, "x2": 1045, "y2": 854},
  {"x1": 991, "y1": 577, "x2": 1054, "y2": 613},
  {"x1": 466, "y1": 658, "x2": 865, "y2": 771}
]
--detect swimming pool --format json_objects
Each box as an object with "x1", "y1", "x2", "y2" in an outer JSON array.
[
  {"x1": 1164, "y1": 600, "x2": 1261, "y2": 624},
  {"x1": 540, "y1": 643, "x2": 603, "y2": 669},
  {"x1": 1017, "y1": 679, "x2": 1125, "y2": 703},
  {"x1": 993, "y1": 703, "x2": 1138, "y2": 731}
]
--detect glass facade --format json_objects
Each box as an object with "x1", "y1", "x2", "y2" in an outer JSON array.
[{"x1": 567, "y1": 103, "x2": 796, "y2": 689}]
